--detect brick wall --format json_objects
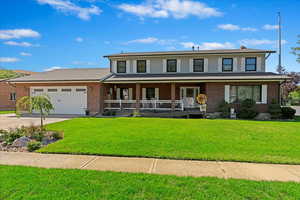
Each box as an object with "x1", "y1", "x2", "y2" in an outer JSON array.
[{"x1": 0, "y1": 82, "x2": 16, "y2": 110}]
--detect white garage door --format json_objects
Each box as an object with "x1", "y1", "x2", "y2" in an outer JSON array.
[{"x1": 30, "y1": 86, "x2": 87, "y2": 115}]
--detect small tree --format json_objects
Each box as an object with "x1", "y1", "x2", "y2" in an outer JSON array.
[
  {"x1": 291, "y1": 35, "x2": 300, "y2": 63},
  {"x1": 16, "y1": 95, "x2": 54, "y2": 129}
]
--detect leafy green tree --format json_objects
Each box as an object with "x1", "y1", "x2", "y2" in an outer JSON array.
[
  {"x1": 0, "y1": 69, "x2": 19, "y2": 79},
  {"x1": 291, "y1": 35, "x2": 300, "y2": 63},
  {"x1": 16, "y1": 95, "x2": 54, "y2": 129}
]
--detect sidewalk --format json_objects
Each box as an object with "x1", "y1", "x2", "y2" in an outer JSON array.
[{"x1": 1, "y1": 151, "x2": 300, "y2": 182}]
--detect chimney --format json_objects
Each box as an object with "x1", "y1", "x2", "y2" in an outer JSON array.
[{"x1": 240, "y1": 45, "x2": 247, "y2": 50}]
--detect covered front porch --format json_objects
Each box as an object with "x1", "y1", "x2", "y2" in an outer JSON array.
[{"x1": 103, "y1": 83, "x2": 206, "y2": 112}]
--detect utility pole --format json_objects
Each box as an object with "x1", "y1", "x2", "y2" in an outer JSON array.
[{"x1": 277, "y1": 12, "x2": 283, "y2": 74}]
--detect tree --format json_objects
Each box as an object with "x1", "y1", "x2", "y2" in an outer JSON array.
[
  {"x1": 16, "y1": 95, "x2": 54, "y2": 129},
  {"x1": 0, "y1": 69, "x2": 19, "y2": 79},
  {"x1": 291, "y1": 35, "x2": 300, "y2": 63},
  {"x1": 281, "y1": 72, "x2": 300, "y2": 104}
]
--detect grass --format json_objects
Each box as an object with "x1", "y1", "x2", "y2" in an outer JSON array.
[
  {"x1": 1, "y1": 165, "x2": 300, "y2": 200},
  {"x1": 40, "y1": 117, "x2": 300, "y2": 164},
  {"x1": 0, "y1": 110, "x2": 15, "y2": 114}
]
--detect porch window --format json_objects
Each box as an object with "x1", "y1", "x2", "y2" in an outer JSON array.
[
  {"x1": 9, "y1": 93, "x2": 16, "y2": 101},
  {"x1": 120, "y1": 88, "x2": 129, "y2": 100},
  {"x1": 146, "y1": 88, "x2": 155, "y2": 99},
  {"x1": 137, "y1": 60, "x2": 146, "y2": 73},
  {"x1": 245, "y1": 57, "x2": 257, "y2": 71},
  {"x1": 117, "y1": 61, "x2": 126, "y2": 73},
  {"x1": 167, "y1": 59, "x2": 177, "y2": 72},
  {"x1": 193, "y1": 59, "x2": 204, "y2": 72},
  {"x1": 230, "y1": 85, "x2": 261, "y2": 103},
  {"x1": 222, "y1": 58, "x2": 233, "y2": 72}
]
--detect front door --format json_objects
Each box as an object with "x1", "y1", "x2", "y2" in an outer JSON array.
[{"x1": 180, "y1": 87, "x2": 200, "y2": 108}]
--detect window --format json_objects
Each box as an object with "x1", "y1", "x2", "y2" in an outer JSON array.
[
  {"x1": 120, "y1": 88, "x2": 129, "y2": 100},
  {"x1": 34, "y1": 89, "x2": 43, "y2": 92},
  {"x1": 245, "y1": 57, "x2": 257, "y2": 71},
  {"x1": 48, "y1": 89, "x2": 57, "y2": 92},
  {"x1": 9, "y1": 93, "x2": 16, "y2": 101},
  {"x1": 167, "y1": 59, "x2": 177, "y2": 72},
  {"x1": 117, "y1": 61, "x2": 126, "y2": 73},
  {"x1": 222, "y1": 58, "x2": 233, "y2": 72},
  {"x1": 193, "y1": 59, "x2": 204, "y2": 72},
  {"x1": 76, "y1": 88, "x2": 86, "y2": 92},
  {"x1": 137, "y1": 60, "x2": 146, "y2": 73},
  {"x1": 146, "y1": 88, "x2": 155, "y2": 100},
  {"x1": 230, "y1": 85, "x2": 261, "y2": 103},
  {"x1": 62, "y1": 88, "x2": 72, "y2": 92}
]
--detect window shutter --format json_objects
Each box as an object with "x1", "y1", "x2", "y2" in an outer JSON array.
[
  {"x1": 163, "y1": 59, "x2": 167, "y2": 72},
  {"x1": 241, "y1": 57, "x2": 245, "y2": 71},
  {"x1": 146, "y1": 60, "x2": 150, "y2": 73},
  {"x1": 257, "y1": 57, "x2": 262, "y2": 72},
  {"x1": 126, "y1": 60, "x2": 130, "y2": 73},
  {"x1": 142, "y1": 88, "x2": 146, "y2": 100},
  {"x1": 112, "y1": 60, "x2": 117, "y2": 73},
  {"x1": 129, "y1": 88, "x2": 133, "y2": 100},
  {"x1": 189, "y1": 59, "x2": 193, "y2": 72},
  {"x1": 204, "y1": 58, "x2": 208, "y2": 72},
  {"x1": 133, "y1": 60, "x2": 137, "y2": 73},
  {"x1": 224, "y1": 85, "x2": 230, "y2": 103},
  {"x1": 218, "y1": 57, "x2": 222, "y2": 72},
  {"x1": 233, "y1": 57, "x2": 238, "y2": 72},
  {"x1": 177, "y1": 59, "x2": 181, "y2": 72},
  {"x1": 116, "y1": 88, "x2": 120, "y2": 100},
  {"x1": 155, "y1": 88, "x2": 159, "y2": 100},
  {"x1": 261, "y1": 84, "x2": 268, "y2": 104}
]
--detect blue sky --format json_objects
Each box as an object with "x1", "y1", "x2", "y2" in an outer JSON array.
[{"x1": 0, "y1": 0, "x2": 299, "y2": 72}]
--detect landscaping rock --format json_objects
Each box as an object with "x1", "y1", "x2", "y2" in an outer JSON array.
[
  {"x1": 11, "y1": 136, "x2": 31, "y2": 147},
  {"x1": 255, "y1": 113, "x2": 271, "y2": 121},
  {"x1": 42, "y1": 137, "x2": 57, "y2": 145}
]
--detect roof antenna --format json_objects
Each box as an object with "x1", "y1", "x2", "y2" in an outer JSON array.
[
  {"x1": 192, "y1": 46, "x2": 195, "y2": 51},
  {"x1": 277, "y1": 12, "x2": 283, "y2": 74}
]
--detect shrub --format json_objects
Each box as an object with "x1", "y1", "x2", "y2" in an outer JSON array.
[
  {"x1": 27, "y1": 141, "x2": 41, "y2": 152},
  {"x1": 4, "y1": 128, "x2": 25, "y2": 144},
  {"x1": 281, "y1": 107, "x2": 296, "y2": 119},
  {"x1": 268, "y1": 100, "x2": 282, "y2": 119},
  {"x1": 52, "y1": 131, "x2": 64, "y2": 140},
  {"x1": 103, "y1": 110, "x2": 116, "y2": 116},
  {"x1": 237, "y1": 99, "x2": 257, "y2": 119},
  {"x1": 218, "y1": 101, "x2": 230, "y2": 118}
]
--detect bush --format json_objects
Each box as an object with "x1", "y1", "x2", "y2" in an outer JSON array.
[
  {"x1": 237, "y1": 99, "x2": 257, "y2": 119},
  {"x1": 281, "y1": 107, "x2": 296, "y2": 119},
  {"x1": 218, "y1": 101, "x2": 230, "y2": 118},
  {"x1": 52, "y1": 131, "x2": 64, "y2": 140},
  {"x1": 27, "y1": 141, "x2": 41, "y2": 152},
  {"x1": 103, "y1": 110, "x2": 116, "y2": 116},
  {"x1": 4, "y1": 128, "x2": 25, "y2": 144},
  {"x1": 268, "y1": 100, "x2": 282, "y2": 119}
]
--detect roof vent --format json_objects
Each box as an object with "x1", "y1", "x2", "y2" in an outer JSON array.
[{"x1": 240, "y1": 45, "x2": 247, "y2": 49}]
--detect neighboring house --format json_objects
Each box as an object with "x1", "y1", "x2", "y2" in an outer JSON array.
[
  {"x1": 9, "y1": 48, "x2": 290, "y2": 115},
  {"x1": 0, "y1": 70, "x2": 36, "y2": 111}
]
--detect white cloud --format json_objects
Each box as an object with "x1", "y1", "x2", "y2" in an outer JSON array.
[
  {"x1": 37, "y1": 0, "x2": 101, "y2": 20},
  {"x1": 118, "y1": 0, "x2": 222, "y2": 19},
  {"x1": 44, "y1": 66, "x2": 64, "y2": 71},
  {"x1": 217, "y1": 24, "x2": 257, "y2": 31},
  {"x1": 0, "y1": 29, "x2": 40, "y2": 40},
  {"x1": 0, "y1": 57, "x2": 20, "y2": 63},
  {"x1": 181, "y1": 41, "x2": 234, "y2": 50},
  {"x1": 72, "y1": 61, "x2": 97, "y2": 65},
  {"x1": 239, "y1": 39, "x2": 287, "y2": 46},
  {"x1": 126, "y1": 37, "x2": 159, "y2": 44},
  {"x1": 262, "y1": 24, "x2": 279, "y2": 30},
  {"x1": 75, "y1": 37, "x2": 83, "y2": 42},
  {"x1": 20, "y1": 52, "x2": 32, "y2": 56},
  {"x1": 3, "y1": 41, "x2": 34, "y2": 47}
]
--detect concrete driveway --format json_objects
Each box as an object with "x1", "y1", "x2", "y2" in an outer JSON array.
[{"x1": 0, "y1": 113, "x2": 74, "y2": 130}]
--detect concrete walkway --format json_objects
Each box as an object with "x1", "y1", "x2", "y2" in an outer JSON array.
[{"x1": 1, "y1": 152, "x2": 300, "y2": 182}]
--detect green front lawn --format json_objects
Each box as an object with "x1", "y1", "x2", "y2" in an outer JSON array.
[
  {"x1": 40, "y1": 117, "x2": 300, "y2": 164},
  {"x1": 0, "y1": 110, "x2": 15, "y2": 114},
  {"x1": 1, "y1": 165, "x2": 300, "y2": 200}
]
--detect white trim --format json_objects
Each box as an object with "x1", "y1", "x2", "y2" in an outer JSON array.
[
  {"x1": 189, "y1": 59, "x2": 193, "y2": 72},
  {"x1": 218, "y1": 57, "x2": 222, "y2": 72},
  {"x1": 112, "y1": 60, "x2": 117, "y2": 73},
  {"x1": 261, "y1": 84, "x2": 268, "y2": 104},
  {"x1": 142, "y1": 88, "x2": 146, "y2": 100},
  {"x1": 116, "y1": 88, "x2": 121, "y2": 100},
  {"x1": 133, "y1": 60, "x2": 137, "y2": 73},
  {"x1": 257, "y1": 57, "x2": 262, "y2": 72},
  {"x1": 233, "y1": 57, "x2": 238, "y2": 72},
  {"x1": 128, "y1": 88, "x2": 133, "y2": 100},
  {"x1": 146, "y1": 60, "x2": 150, "y2": 73},
  {"x1": 155, "y1": 88, "x2": 159, "y2": 100},
  {"x1": 224, "y1": 85, "x2": 230, "y2": 103},
  {"x1": 163, "y1": 59, "x2": 167, "y2": 73},
  {"x1": 241, "y1": 57, "x2": 245, "y2": 72},
  {"x1": 126, "y1": 60, "x2": 130, "y2": 73},
  {"x1": 204, "y1": 58, "x2": 208, "y2": 72},
  {"x1": 177, "y1": 59, "x2": 181, "y2": 72}
]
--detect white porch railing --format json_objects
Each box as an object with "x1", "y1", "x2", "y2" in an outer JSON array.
[{"x1": 104, "y1": 100, "x2": 184, "y2": 111}]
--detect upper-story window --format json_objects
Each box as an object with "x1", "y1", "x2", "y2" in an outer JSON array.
[
  {"x1": 245, "y1": 57, "x2": 257, "y2": 71},
  {"x1": 137, "y1": 60, "x2": 146, "y2": 73},
  {"x1": 117, "y1": 61, "x2": 126, "y2": 73},
  {"x1": 193, "y1": 59, "x2": 204, "y2": 72},
  {"x1": 222, "y1": 58, "x2": 233, "y2": 72},
  {"x1": 167, "y1": 59, "x2": 177, "y2": 72}
]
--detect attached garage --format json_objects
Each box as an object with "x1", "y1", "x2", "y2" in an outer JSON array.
[{"x1": 30, "y1": 86, "x2": 87, "y2": 115}]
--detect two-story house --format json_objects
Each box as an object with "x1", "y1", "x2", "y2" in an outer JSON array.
[{"x1": 9, "y1": 47, "x2": 289, "y2": 115}]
